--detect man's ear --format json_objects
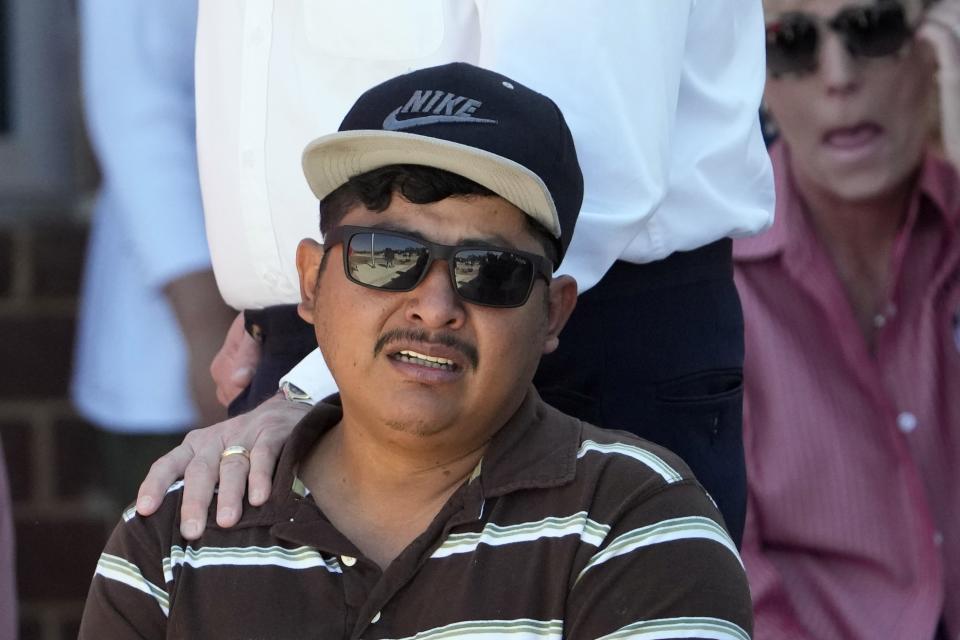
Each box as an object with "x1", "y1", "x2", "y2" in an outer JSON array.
[
  {"x1": 295, "y1": 238, "x2": 325, "y2": 325},
  {"x1": 543, "y1": 275, "x2": 577, "y2": 355}
]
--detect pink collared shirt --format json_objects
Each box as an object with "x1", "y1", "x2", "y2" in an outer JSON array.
[{"x1": 734, "y1": 143, "x2": 960, "y2": 640}]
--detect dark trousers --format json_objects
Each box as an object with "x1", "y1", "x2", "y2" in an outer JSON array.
[
  {"x1": 227, "y1": 306, "x2": 317, "y2": 416},
  {"x1": 534, "y1": 239, "x2": 745, "y2": 546},
  {"x1": 231, "y1": 239, "x2": 746, "y2": 546}
]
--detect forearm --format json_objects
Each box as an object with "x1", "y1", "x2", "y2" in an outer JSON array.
[
  {"x1": 163, "y1": 269, "x2": 235, "y2": 353},
  {"x1": 164, "y1": 269, "x2": 236, "y2": 425}
]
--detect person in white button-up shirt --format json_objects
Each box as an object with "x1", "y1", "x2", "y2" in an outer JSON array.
[
  {"x1": 138, "y1": 0, "x2": 774, "y2": 546},
  {"x1": 72, "y1": 0, "x2": 234, "y2": 506},
  {"x1": 198, "y1": 2, "x2": 774, "y2": 310}
]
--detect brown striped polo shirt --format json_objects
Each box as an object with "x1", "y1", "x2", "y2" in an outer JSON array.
[{"x1": 80, "y1": 389, "x2": 752, "y2": 639}]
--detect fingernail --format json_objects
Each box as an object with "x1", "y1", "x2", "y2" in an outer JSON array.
[
  {"x1": 218, "y1": 507, "x2": 235, "y2": 523},
  {"x1": 136, "y1": 496, "x2": 154, "y2": 512},
  {"x1": 182, "y1": 519, "x2": 202, "y2": 538},
  {"x1": 251, "y1": 489, "x2": 266, "y2": 504}
]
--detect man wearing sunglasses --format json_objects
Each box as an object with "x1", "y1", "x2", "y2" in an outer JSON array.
[
  {"x1": 738, "y1": 0, "x2": 960, "y2": 638},
  {"x1": 80, "y1": 63, "x2": 752, "y2": 639},
  {"x1": 135, "y1": 0, "x2": 773, "y2": 555}
]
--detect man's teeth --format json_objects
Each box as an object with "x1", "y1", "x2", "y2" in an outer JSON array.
[{"x1": 395, "y1": 350, "x2": 456, "y2": 370}]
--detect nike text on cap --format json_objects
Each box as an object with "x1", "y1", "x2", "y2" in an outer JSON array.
[{"x1": 301, "y1": 62, "x2": 584, "y2": 266}]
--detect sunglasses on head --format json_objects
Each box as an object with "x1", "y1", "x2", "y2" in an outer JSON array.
[
  {"x1": 323, "y1": 225, "x2": 553, "y2": 308},
  {"x1": 765, "y1": 1, "x2": 912, "y2": 77}
]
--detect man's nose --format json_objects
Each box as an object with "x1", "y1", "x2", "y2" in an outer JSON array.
[
  {"x1": 403, "y1": 260, "x2": 467, "y2": 329},
  {"x1": 819, "y1": 32, "x2": 860, "y2": 96}
]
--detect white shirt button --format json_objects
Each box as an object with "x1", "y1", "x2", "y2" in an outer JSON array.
[
  {"x1": 897, "y1": 412, "x2": 918, "y2": 433},
  {"x1": 249, "y1": 26, "x2": 266, "y2": 46},
  {"x1": 340, "y1": 555, "x2": 357, "y2": 567},
  {"x1": 934, "y1": 531, "x2": 944, "y2": 546},
  {"x1": 371, "y1": 611, "x2": 382, "y2": 624},
  {"x1": 241, "y1": 149, "x2": 257, "y2": 169}
]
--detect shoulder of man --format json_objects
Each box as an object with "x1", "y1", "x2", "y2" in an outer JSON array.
[{"x1": 533, "y1": 410, "x2": 752, "y2": 638}]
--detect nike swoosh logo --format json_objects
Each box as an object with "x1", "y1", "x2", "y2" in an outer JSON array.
[{"x1": 383, "y1": 108, "x2": 498, "y2": 131}]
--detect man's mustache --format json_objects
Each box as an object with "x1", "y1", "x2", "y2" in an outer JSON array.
[{"x1": 374, "y1": 328, "x2": 479, "y2": 369}]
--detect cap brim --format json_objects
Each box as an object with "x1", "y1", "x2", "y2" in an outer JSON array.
[{"x1": 301, "y1": 130, "x2": 561, "y2": 239}]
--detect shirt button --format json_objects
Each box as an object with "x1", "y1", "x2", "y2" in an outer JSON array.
[
  {"x1": 340, "y1": 555, "x2": 357, "y2": 567},
  {"x1": 897, "y1": 412, "x2": 918, "y2": 433},
  {"x1": 934, "y1": 531, "x2": 944, "y2": 546},
  {"x1": 249, "y1": 26, "x2": 266, "y2": 46},
  {"x1": 371, "y1": 611, "x2": 382, "y2": 624}
]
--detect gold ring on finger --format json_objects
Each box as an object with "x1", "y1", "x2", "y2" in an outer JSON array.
[{"x1": 220, "y1": 445, "x2": 251, "y2": 462}]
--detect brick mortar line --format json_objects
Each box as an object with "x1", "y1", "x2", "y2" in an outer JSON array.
[
  {"x1": 0, "y1": 298, "x2": 77, "y2": 314},
  {"x1": 10, "y1": 225, "x2": 34, "y2": 299},
  {"x1": 0, "y1": 400, "x2": 77, "y2": 417}
]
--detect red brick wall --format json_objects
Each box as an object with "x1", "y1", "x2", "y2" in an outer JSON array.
[{"x1": 0, "y1": 219, "x2": 114, "y2": 640}]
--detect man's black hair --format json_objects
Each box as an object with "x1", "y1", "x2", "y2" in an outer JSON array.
[{"x1": 318, "y1": 164, "x2": 560, "y2": 267}]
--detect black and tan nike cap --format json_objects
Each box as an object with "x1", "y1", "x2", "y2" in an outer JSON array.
[{"x1": 301, "y1": 62, "x2": 583, "y2": 266}]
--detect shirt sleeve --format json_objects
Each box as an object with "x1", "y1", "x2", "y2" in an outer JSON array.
[
  {"x1": 79, "y1": 0, "x2": 211, "y2": 290},
  {"x1": 279, "y1": 348, "x2": 337, "y2": 405},
  {"x1": 79, "y1": 511, "x2": 171, "y2": 639},
  {"x1": 565, "y1": 480, "x2": 753, "y2": 639}
]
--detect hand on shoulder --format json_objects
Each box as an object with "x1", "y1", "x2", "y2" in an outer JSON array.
[{"x1": 136, "y1": 393, "x2": 310, "y2": 539}]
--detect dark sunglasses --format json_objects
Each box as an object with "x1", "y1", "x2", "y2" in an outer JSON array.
[
  {"x1": 766, "y1": 1, "x2": 913, "y2": 77},
  {"x1": 323, "y1": 225, "x2": 553, "y2": 308}
]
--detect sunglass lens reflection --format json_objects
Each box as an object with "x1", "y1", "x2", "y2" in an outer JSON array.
[
  {"x1": 347, "y1": 233, "x2": 426, "y2": 291},
  {"x1": 835, "y1": 3, "x2": 909, "y2": 57},
  {"x1": 767, "y1": 14, "x2": 819, "y2": 75},
  {"x1": 767, "y1": 3, "x2": 911, "y2": 75},
  {"x1": 453, "y1": 250, "x2": 534, "y2": 306},
  {"x1": 345, "y1": 233, "x2": 535, "y2": 306}
]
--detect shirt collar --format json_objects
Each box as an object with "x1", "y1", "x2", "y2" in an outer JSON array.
[
  {"x1": 733, "y1": 142, "x2": 960, "y2": 263},
  {"x1": 470, "y1": 387, "x2": 580, "y2": 498},
  {"x1": 249, "y1": 387, "x2": 580, "y2": 526}
]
